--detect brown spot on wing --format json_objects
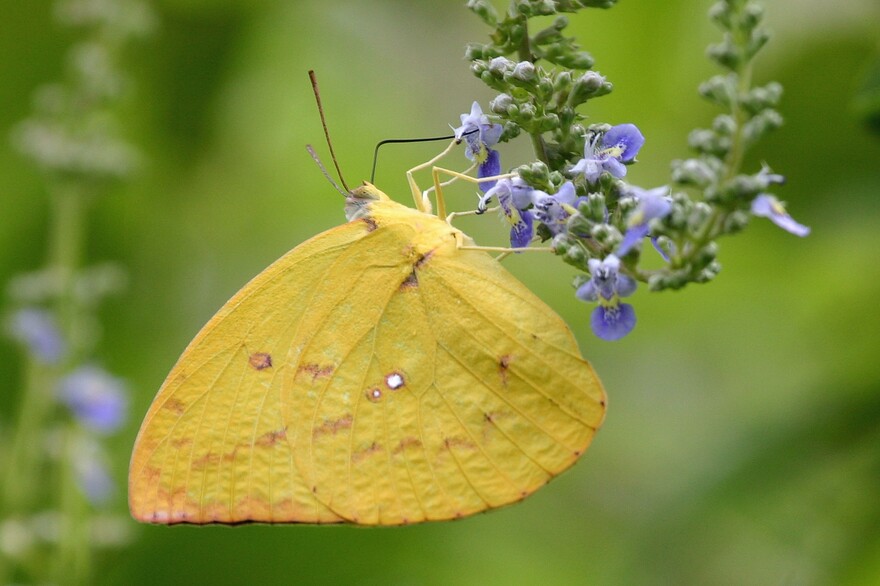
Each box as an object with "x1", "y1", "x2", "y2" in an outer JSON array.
[
  {"x1": 399, "y1": 271, "x2": 418, "y2": 290},
  {"x1": 481, "y1": 410, "x2": 513, "y2": 443},
  {"x1": 362, "y1": 217, "x2": 378, "y2": 232},
  {"x1": 256, "y1": 426, "x2": 288, "y2": 446},
  {"x1": 414, "y1": 248, "x2": 435, "y2": 268},
  {"x1": 442, "y1": 436, "x2": 477, "y2": 451},
  {"x1": 170, "y1": 437, "x2": 193, "y2": 449},
  {"x1": 392, "y1": 436, "x2": 423, "y2": 455},
  {"x1": 352, "y1": 441, "x2": 382, "y2": 463},
  {"x1": 249, "y1": 352, "x2": 272, "y2": 370},
  {"x1": 163, "y1": 397, "x2": 186, "y2": 416},
  {"x1": 297, "y1": 362, "x2": 335, "y2": 382},
  {"x1": 498, "y1": 354, "x2": 512, "y2": 386},
  {"x1": 312, "y1": 414, "x2": 353, "y2": 439}
]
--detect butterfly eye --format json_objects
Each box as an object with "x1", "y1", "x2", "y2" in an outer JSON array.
[{"x1": 385, "y1": 372, "x2": 404, "y2": 390}]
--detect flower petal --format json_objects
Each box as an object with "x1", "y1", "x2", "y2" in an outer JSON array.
[
  {"x1": 477, "y1": 149, "x2": 501, "y2": 192},
  {"x1": 576, "y1": 280, "x2": 599, "y2": 302},
  {"x1": 603, "y1": 157, "x2": 627, "y2": 179},
  {"x1": 603, "y1": 123, "x2": 645, "y2": 162},
  {"x1": 591, "y1": 303, "x2": 637, "y2": 341},
  {"x1": 7, "y1": 308, "x2": 65, "y2": 364},
  {"x1": 57, "y1": 366, "x2": 128, "y2": 433},
  {"x1": 617, "y1": 224, "x2": 650, "y2": 256},
  {"x1": 509, "y1": 210, "x2": 534, "y2": 249},
  {"x1": 751, "y1": 194, "x2": 810, "y2": 237}
]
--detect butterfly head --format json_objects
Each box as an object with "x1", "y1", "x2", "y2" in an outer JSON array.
[{"x1": 345, "y1": 182, "x2": 390, "y2": 221}]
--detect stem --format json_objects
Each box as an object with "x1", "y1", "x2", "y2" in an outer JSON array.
[
  {"x1": 1, "y1": 359, "x2": 59, "y2": 512},
  {"x1": 514, "y1": 15, "x2": 550, "y2": 164},
  {"x1": 54, "y1": 426, "x2": 91, "y2": 585},
  {"x1": 723, "y1": 61, "x2": 752, "y2": 183},
  {"x1": 49, "y1": 183, "x2": 89, "y2": 360}
]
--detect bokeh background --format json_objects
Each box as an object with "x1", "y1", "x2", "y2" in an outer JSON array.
[{"x1": 2, "y1": 0, "x2": 879, "y2": 584}]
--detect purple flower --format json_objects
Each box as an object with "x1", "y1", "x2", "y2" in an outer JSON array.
[
  {"x1": 751, "y1": 194, "x2": 810, "y2": 237},
  {"x1": 571, "y1": 123, "x2": 645, "y2": 184},
  {"x1": 453, "y1": 102, "x2": 503, "y2": 191},
  {"x1": 57, "y1": 366, "x2": 128, "y2": 434},
  {"x1": 73, "y1": 438, "x2": 115, "y2": 505},
  {"x1": 479, "y1": 178, "x2": 535, "y2": 248},
  {"x1": 590, "y1": 303, "x2": 637, "y2": 342},
  {"x1": 532, "y1": 181, "x2": 580, "y2": 236},
  {"x1": 7, "y1": 308, "x2": 65, "y2": 364},
  {"x1": 576, "y1": 254, "x2": 638, "y2": 341},
  {"x1": 617, "y1": 186, "x2": 672, "y2": 255}
]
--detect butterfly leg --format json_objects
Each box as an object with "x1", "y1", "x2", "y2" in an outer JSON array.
[
  {"x1": 429, "y1": 166, "x2": 555, "y2": 256},
  {"x1": 430, "y1": 166, "x2": 516, "y2": 221},
  {"x1": 406, "y1": 139, "x2": 460, "y2": 215}
]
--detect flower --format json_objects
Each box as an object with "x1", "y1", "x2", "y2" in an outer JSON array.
[
  {"x1": 617, "y1": 186, "x2": 672, "y2": 255},
  {"x1": 57, "y1": 365, "x2": 128, "y2": 433},
  {"x1": 576, "y1": 254, "x2": 638, "y2": 340},
  {"x1": 453, "y1": 102, "x2": 503, "y2": 191},
  {"x1": 479, "y1": 177, "x2": 536, "y2": 248},
  {"x1": 72, "y1": 437, "x2": 115, "y2": 505},
  {"x1": 571, "y1": 123, "x2": 645, "y2": 184},
  {"x1": 751, "y1": 194, "x2": 810, "y2": 236},
  {"x1": 6, "y1": 307, "x2": 66, "y2": 364},
  {"x1": 532, "y1": 181, "x2": 581, "y2": 236}
]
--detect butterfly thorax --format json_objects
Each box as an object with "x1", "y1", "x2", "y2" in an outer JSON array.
[{"x1": 347, "y1": 183, "x2": 475, "y2": 258}]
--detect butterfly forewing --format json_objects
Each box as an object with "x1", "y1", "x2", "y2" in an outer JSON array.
[
  {"x1": 129, "y1": 219, "x2": 378, "y2": 524},
  {"x1": 129, "y1": 196, "x2": 606, "y2": 526}
]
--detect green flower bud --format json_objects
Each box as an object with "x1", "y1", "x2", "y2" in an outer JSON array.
[
  {"x1": 712, "y1": 114, "x2": 736, "y2": 136},
  {"x1": 554, "y1": 70, "x2": 573, "y2": 92},
  {"x1": 465, "y1": 0, "x2": 498, "y2": 26},
  {"x1": 671, "y1": 158, "x2": 717, "y2": 188},
  {"x1": 742, "y1": 109, "x2": 783, "y2": 144},
  {"x1": 699, "y1": 74, "x2": 736, "y2": 107}
]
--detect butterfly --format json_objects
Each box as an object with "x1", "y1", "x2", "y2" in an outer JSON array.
[{"x1": 128, "y1": 122, "x2": 606, "y2": 526}]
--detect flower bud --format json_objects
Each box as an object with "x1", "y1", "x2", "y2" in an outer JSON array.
[
  {"x1": 488, "y1": 56, "x2": 513, "y2": 77},
  {"x1": 511, "y1": 61, "x2": 536, "y2": 82},
  {"x1": 698, "y1": 74, "x2": 736, "y2": 107},
  {"x1": 490, "y1": 93, "x2": 513, "y2": 114}
]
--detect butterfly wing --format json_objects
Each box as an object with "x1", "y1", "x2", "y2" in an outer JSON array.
[
  {"x1": 295, "y1": 212, "x2": 605, "y2": 525},
  {"x1": 129, "y1": 200, "x2": 606, "y2": 525},
  {"x1": 129, "y1": 216, "x2": 400, "y2": 524}
]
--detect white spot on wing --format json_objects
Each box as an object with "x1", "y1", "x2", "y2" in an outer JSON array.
[{"x1": 385, "y1": 372, "x2": 404, "y2": 390}]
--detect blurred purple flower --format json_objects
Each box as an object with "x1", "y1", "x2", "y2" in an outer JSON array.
[
  {"x1": 751, "y1": 194, "x2": 810, "y2": 236},
  {"x1": 73, "y1": 438, "x2": 115, "y2": 505},
  {"x1": 57, "y1": 366, "x2": 128, "y2": 433},
  {"x1": 617, "y1": 186, "x2": 672, "y2": 255},
  {"x1": 7, "y1": 307, "x2": 65, "y2": 364}
]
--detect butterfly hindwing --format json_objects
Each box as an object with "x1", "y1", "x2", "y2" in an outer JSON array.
[{"x1": 129, "y1": 197, "x2": 606, "y2": 526}]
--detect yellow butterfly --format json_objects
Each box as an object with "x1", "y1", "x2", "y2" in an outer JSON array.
[{"x1": 129, "y1": 130, "x2": 606, "y2": 526}]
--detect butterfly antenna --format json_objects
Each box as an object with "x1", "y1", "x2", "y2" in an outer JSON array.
[
  {"x1": 309, "y1": 70, "x2": 350, "y2": 192},
  {"x1": 370, "y1": 128, "x2": 479, "y2": 183},
  {"x1": 306, "y1": 144, "x2": 347, "y2": 197}
]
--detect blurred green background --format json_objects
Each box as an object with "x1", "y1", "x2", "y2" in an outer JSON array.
[{"x1": 2, "y1": 0, "x2": 880, "y2": 584}]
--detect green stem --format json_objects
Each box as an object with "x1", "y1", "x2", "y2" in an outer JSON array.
[
  {"x1": 723, "y1": 61, "x2": 752, "y2": 183},
  {"x1": 54, "y1": 426, "x2": 91, "y2": 585},
  {"x1": 49, "y1": 183, "x2": 92, "y2": 584},
  {"x1": 514, "y1": 15, "x2": 550, "y2": 165}
]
